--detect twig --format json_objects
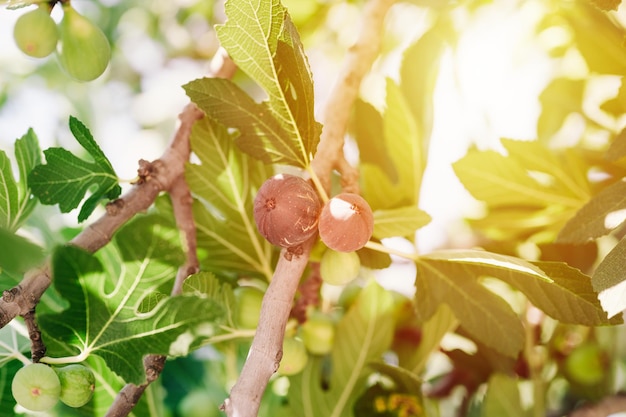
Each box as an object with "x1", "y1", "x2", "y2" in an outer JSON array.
[
  {"x1": 104, "y1": 103, "x2": 204, "y2": 417},
  {"x1": 311, "y1": 0, "x2": 398, "y2": 194},
  {"x1": 222, "y1": 237, "x2": 317, "y2": 417}
]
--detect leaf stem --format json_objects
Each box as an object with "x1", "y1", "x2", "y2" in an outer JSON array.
[{"x1": 364, "y1": 240, "x2": 418, "y2": 261}]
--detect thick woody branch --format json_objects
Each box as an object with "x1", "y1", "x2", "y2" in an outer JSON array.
[
  {"x1": 223, "y1": 237, "x2": 316, "y2": 417},
  {"x1": 311, "y1": 0, "x2": 397, "y2": 194}
]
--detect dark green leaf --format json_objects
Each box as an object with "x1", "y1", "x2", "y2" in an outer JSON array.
[
  {"x1": 39, "y1": 216, "x2": 225, "y2": 385},
  {"x1": 0, "y1": 128, "x2": 41, "y2": 231},
  {"x1": 28, "y1": 117, "x2": 120, "y2": 222},
  {"x1": 0, "y1": 227, "x2": 45, "y2": 274}
]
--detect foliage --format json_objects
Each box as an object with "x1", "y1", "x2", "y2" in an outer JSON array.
[{"x1": 2, "y1": 0, "x2": 626, "y2": 416}]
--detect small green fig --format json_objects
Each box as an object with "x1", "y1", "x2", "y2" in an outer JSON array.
[
  {"x1": 11, "y1": 363, "x2": 61, "y2": 412},
  {"x1": 235, "y1": 286, "x2": 264, "y2": 329},
  {"x1": 564, "y1": 343, "x2": 607, "y2": 386},
  {"x1": 178, "y1": 390, "x2": 220, "y2": 417},
  {"x1": 57, "y1": 4, "x2": 111, "y2": 81},
  {"x1": 320, "y1": 249, "x2": 360, "y2": 286},
  {"x1": 13, "y1": 6, "x2": 59, "y2": 58},
  {"x1": 278, "y1": 337, "x2": 308, "y2": 376},
  {"x1": 54, "y1": 364, "x2": 95, "y2": 408},
  {"x1": 301, "y1": 313, "x2": 335, "y2": 355}
]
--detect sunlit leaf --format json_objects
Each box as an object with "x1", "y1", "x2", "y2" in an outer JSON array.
[
  {"x1": 600, "y1": 78, "x2": 626, "y2": 117},
  {"x1": 373, "y1": 206, "x2": 431, "y2": 239},
  {"x1": 404, "y1": 304, "x2": 457, "y2": 374},
  {"x1": 593, "y1": 236, "x2": 626, "y2": 318},
  {"x1": 288, "y1": 280, "x2": 395, "y2": 416},
  {"x1": 360, "y1": 80, "x2": 423, "y2": 210},
  {"x1": 185, "y1": 117, "x2": 274, "y2": 280},
  {"x1": 28, "y1": 116, "x2": 121, "y2": 222},
  {"x1": 416, "y1": 256, "x2": 525, "y2": 358},
  {"x1": 537, "y1": 78, "x2": 585, "y2": 141},
  {"x1": 606, "y1": 128, "x2": 626, "y2": 161},
  {"x1": 561, "y1": 1, "x2": 626, "y2": 75},
  {"x1": 194, "y1": 0, "x2": 319, "y2": 168},
  {"x1": 482, "y1": 373, "x2": 526, "y2": 417},
  {"x1": 424, "y1": 250, "x2": 618, "y2": 325},
  {"x1": 453, "y1": 139, "x2": 590, "y2": 242},
  {"x1": 590, "y1": 0, "x2": 622, "y2": 11},
  {"x1": 558, "y1": 179, "x2": 626, "y2": 243},
  {"x1": 38, "y1": 216, "x2": 225, "y2": 385}
]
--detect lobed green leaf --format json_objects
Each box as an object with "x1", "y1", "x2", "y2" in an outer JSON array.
[
  {"x1": 28, "y1": 117, "x2": 120, "y2": 222},
  {"x1": 0, "y1": 128, "x2": 40, "y2": 231},
  {"x1": 185, "y1": 117, "x2": 274, "y2": 280},
  {"x1": 38, "y1": 215, "x2": 225, "y2": 385}
]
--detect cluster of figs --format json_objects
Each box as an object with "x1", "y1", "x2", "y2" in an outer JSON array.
[
  {"x1": 254, "y1": 173, "x2": 374, "y2": 286},
  {"x1": 13, "y1": 1, "x2": 111, "y2": 81},
  {"x1": 11, "y1": 362, "x2": 96, "y2": 412}
]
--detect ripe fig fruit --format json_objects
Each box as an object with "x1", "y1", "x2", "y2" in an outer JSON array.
[
  {"x1": 54, "y1": 364, "x2": 95, "y2": 408},
  {"x1": 254, "y1": 174, "x2": 321, "y2": 248},
  {"x1": 318, "y1": 193, "x2": 373, "y2": 252},
  {"x1": 234, "y1": 286, "x2": 264, "y2": 329},
  {"x1": 301, "y1": 313, "x2": 335, "y2": 355},
  {"x1": 11, "y1": 363, "x2": 61, "y2": 412},
  {"x1": 13, "y1": 6, "x2": 59, "y2": 58},
  {"x1": 277, "y1": 337, "x2": 308, "y2": 376},
  {"x1": 57, "y1": 4, "x2": 111, "y2": 81},
  {"x1": 320, "y1": 249, "x2": 360, "y2": 286}
]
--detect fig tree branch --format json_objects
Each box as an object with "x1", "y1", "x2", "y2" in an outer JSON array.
[
  {"x1": 222, "y1": 236, "x2": 317, "y2": 417},
  {"x1": 223, "y1": 1, "x2": 398, "y2": 415},
  {"x1": 311, "y1": 0, "x2": 397, "y2": 194}
]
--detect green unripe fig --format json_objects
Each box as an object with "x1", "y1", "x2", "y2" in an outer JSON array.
[
  {"x1": 57, "y1": 4, "x2": 111, "y2": 81},
  {"x1": 235, "y1": 286, "x2": 264, "y2": 329},
  {"x1": 301, "y1": 313, "x2": 335, "y2": 355},
  {"x1": 320, "y1": 249, "x2": 360, "y2": 286},
  {"x1": 565, "y1": 343, "x2": 607, "y2": 386},
  {"x1": 54, "y1": 364, "x2": 95, "y2": 408},
  {"x1": 13, "y1": 6, "x2": 59, "y2": 58},
  {"x1": 178, "y1": 389, "x2": 220, "y2": 417},
  {"x1": 11, "y1": 363, "x2": 61, "y2": 412},
  {"x1": 278, "y1": 337, "x2": 308, "y2": 376}
]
